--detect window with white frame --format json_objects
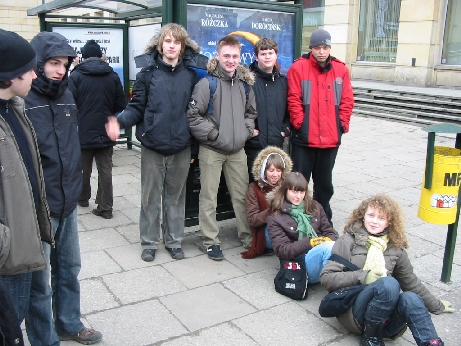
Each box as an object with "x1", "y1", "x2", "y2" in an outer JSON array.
[
  {"x1": 442, "y1": 0, "x2": 461, "y2": 65},
  {"x1": 357, "y1": 0, "x2": 401, "y2": 63}
]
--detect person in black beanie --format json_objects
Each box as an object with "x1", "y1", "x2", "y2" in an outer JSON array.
[
  {"x1": 0, "y1": 28, "x2": 53, "y2": 346},
  {"x1": 69, "y1": 39, "x2": 126, "y2": 218},
  {"x1": 24, "y1": 31, "x2": 103, "y2": 345}
]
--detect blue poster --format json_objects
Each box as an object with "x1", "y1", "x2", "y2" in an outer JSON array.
[{"x1": 187, "y1": 4, "x2": 295, "y2": 75}]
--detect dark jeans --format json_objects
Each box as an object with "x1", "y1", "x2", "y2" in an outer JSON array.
[
  {"x1": 0, "y1": 275, "x2": 25, "y2": 346},
  {"x1": 291, "y1": 145, "x2": 338, "y2": 223},
  {"x1": 80, "y1": 146, "x2": 113, "y2": 211},
  {"x1": 353, "y1": 276, "x2": 441, "y2": 346}
]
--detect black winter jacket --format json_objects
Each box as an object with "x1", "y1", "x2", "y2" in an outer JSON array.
[
  {"x1": 68, "y1": 57, "x2": 126, "y2": 149},
  {"x1": 25, "y1": 33, "x2": 82, "y2": 219},
  {"x1": 117, "y1": 55, "x2": 197, "y2": 156},
  {"x1": 245, "y1": 61, "x2": 289, "y2": 153}
]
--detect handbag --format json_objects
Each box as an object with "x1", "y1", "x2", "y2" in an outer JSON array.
[
  {"x1": 274, "y1": 253, "x2": 308, "y2": 300},
  {"x1": 318, "y1": 254, "x2": 366, "y2": 317}
]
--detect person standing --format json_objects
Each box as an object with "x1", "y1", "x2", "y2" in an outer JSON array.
[
  {"x1": 245, "y1": 38, "x2": 290, "y2": 182},
  {"x1": 187, "y1": 35, "x2": 257, "y2": 260},
  {"x1": 0, "y1": 29, "x2": 53, "y2": 346},
  {"x1": 69, "y1": 39, "x2": 126, "y2": 219},
  {"x1": 287, "y1": 28, "x2": 354, "y2": 224},
  {"x1": 105, "y1": 24, "x2": 199, "y2": 262},
  {"x1": 24, "y1": 31, "x2": 102, "y2": 345}
]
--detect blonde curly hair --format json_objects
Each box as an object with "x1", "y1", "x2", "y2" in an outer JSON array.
[{"x1": 344, "y1": 194, "x2": 408, "y2": 249}]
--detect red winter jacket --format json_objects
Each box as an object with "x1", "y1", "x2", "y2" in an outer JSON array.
[{"x1": 287, "y1": 53, "x2": 354, "y2": 148}]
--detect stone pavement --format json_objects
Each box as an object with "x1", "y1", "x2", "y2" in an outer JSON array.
[{"x1": 24, "y1": 115, "x2": 461, "y2": 346}]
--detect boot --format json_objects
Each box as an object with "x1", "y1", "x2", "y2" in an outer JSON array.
[
  {"x1": 360, "y1": 320, "x2": 385, "y2": 346},
  {"x1": 422, "y1": 339, "x2": 444, "y2": 346}
]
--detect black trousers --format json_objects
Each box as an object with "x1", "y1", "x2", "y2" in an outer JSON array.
[
  {"x1": 80, "y1": 146, "x2": 113, "y2": 211},
  {"x1": 291, "y1": 145, "x2": 339, "y2": 223}
]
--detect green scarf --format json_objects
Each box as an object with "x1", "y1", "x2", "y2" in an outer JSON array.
[
  {"x1": 363, "y1": 234, "x2": 389, "y2": 276},
  {"x1": 289, "y1": 201, "x2": 317, "y2": 240}
]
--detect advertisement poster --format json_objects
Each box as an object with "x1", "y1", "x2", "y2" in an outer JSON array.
[
  {"x1": 52, "y1": 26, "x2": 124, "y2": 82},
  {"x1": 128, "y1": 24, "x2": 161, "y2": 80},
  {"x1": 187, "y1": 4, "x2": 295, "y2": 74}
]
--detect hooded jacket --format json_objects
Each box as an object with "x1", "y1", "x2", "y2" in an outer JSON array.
[
  {"x1": 245, "y1": 61, "x2": 289, "y2": 153},
  {"x1": 116, "y1": 35, "x2": 199, "y2": 156},
  {"x1": 245, "y1": 146, "x2": 293, "y2": 229},
  {"x1": 0, "y1": 97, "x2": 52, "y2": 275},
  {"x1": 25, "y1": 32, "x2": 82, "y2": 219},
  {"x1": 319, "y1": 225, "x2": 445, "y2": 334},
  {"x1": 187, "y1": 59, "x2": 257, "y2": 155},
  {"x1": 68, "y1": 57, "x2": 126, "y2": 148},
  {"x1": 267, "y1": 196, "x2": 337, "y2": 260},
  {"x1": 287, "y1": 53, "x2": 354, "y2": 149}
]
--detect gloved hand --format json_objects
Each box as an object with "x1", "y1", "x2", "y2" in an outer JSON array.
[
  {"x1": 310, "y1": 237, "x2": 332, "y2": 247},
  {"x1": 441, "y1": 300, "x2": 455, "y2": 313},
  {"x1": 364, "y1": 270, "x2": 384, "y2": 284}
]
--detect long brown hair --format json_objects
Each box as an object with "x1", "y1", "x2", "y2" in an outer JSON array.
[
  {"x1": 269, "y1": 172, "x2": 317, "y2": 215},
  {"x1": 344, "y1": 194, "x2": 408, "y2": 249}
]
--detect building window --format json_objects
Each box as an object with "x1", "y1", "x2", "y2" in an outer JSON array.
[
  {"x1": 357, "y1": 0, "x2": 401, "y2": 63},
  {"x1": 442, "y1": 0, "x2": 461, "y2": 65},
  {"x1": 301, "y1": 0, "x2": 325, "y2": 53}
]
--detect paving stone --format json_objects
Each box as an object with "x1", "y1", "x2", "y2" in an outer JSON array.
[
  {"x1": 86, "y1": 300, "x2": 187, "y2": 345},
  {"x1": 103, "y1": 266, "x2": 187, "y2": 304},
  {"x1": 160, "y1": 283, "x2": 256, "y2": 332},
  {"x1": 80, "y1": 278, "x2": 119, "y2": 315},
  {"x1": 80, "y1": 250, "x2": 122, "y2": 279},
  {"x1": 79, "y1": 228, "x2": 130, "y2": 253},
  {"x1": 162, "y1": 253, "x2": 246, "y2": 289}
]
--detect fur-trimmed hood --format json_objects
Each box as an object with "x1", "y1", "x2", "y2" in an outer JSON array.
[
  {"x1": 252, "y1": 146, "x2": 292, "y2": 183},
  {"x1": 207, "y1": 58, "x2": 255, "y2": 85}
]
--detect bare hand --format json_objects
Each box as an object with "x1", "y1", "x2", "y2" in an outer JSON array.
[
  {"x1": 281, "y1": 131, "x2": 285, "y2": 137},
  {"x1": 252, "y1": 129, "x2": 259, "y2": 137},
  {"x1": 190, "y1": 158, "x2": 195, "y2": 164},
  {"x1": 106, "y1": 116, "x2": 121, "y2": 141}
]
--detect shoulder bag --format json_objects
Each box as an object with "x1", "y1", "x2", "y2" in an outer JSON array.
[
  {"x1": 318, "y1": 254, "x2": 366, "y2": 317},
  {"x1": 274, "y1": 253, "x2": 308, "y2": 300}
]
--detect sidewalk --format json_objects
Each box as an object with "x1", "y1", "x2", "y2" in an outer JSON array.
[{"x1": 26, "y1": 115, "x2": 461, "y2": 345}]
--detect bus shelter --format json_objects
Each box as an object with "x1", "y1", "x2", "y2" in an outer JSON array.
[{"x1": 28, "y1": 0, "x2": 303, "y2": 225}]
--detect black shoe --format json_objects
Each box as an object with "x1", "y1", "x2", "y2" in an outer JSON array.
[
  {"x1": 78, "y1": 200, "x2": 89, "y2": 207},
  {"x1": 360, "y1": 320, "x2": 385, "y2": 346},
  {"x1": 206, "y1": 245, "x2": 224, "y2": 260},
  {"x1": 92, "y1": 208, "x2": 113, "y2": 219},
  {"x1": 166, "y1": 247, "x2": 185, "y2": 260},
  {"x1": 141, "y1": 249, "x2": 156, "y2": 262},
  {"x1": 263, "y1": 248, "x2": 275, "y2": 256},
  {"x1": 422, "y1": 340, "x2": 444, "y2": 346}
]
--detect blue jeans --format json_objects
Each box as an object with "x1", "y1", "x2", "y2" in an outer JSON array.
[
  {"x1": 264, "y1": 227, "x2": 272, "y2": 249},
  {"x1": 305, "y1": 241, "x2": 334, "y2": 283},
  {"x1": 26, "y1": 208, "x2": 84, "y2": 346},
  {"x1": 1, "y1": 272, "x2": 32, "y2": 323},
  {"x1": 353, "y1": 276, "x2": 441, "y2": 346}
]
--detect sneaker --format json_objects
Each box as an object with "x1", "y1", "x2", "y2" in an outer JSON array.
[
  {"x1": 78, "y1": 200, "x2": 89, "y2": 207},
  {"x1": 263, "y1": 248, "x2": 275, "y2": 256},
  {"x1": 166, "y1": 247, "x2": 185, "y2": 260},
  {"x1": 59, "y1": 327, "x2": 102, "y2": 345},
  {"x1": 92, "y1": 208, "x2": 113, "y2": 219},
  {"x1": 141, "y1": 249, "x2": 156, "y2": 262},
  {"x1": 423, "y1": 340, "x2": 444, "y2": 346},
  {"x1": 207, "y1": 245, "x2": 224, "y2": 260}
]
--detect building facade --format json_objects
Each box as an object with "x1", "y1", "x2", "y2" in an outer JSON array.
[{"x1": 1, "y1": 0, "x2": 460, "y2": 88}]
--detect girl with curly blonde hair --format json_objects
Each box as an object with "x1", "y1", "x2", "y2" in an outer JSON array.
[{"x1": 320, "y1": 194, "x2": 454, "y2": 346}]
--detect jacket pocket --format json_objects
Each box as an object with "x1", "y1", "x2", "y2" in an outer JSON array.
[{"x1": 0, "y1": 223, "x2": 11, "y2": 268}]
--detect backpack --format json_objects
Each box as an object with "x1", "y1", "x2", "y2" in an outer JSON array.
[{"x1": 203, "y1": 74, "x2": 250, "y2": 115}]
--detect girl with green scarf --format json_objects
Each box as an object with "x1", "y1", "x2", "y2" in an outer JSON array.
[{"x1": 267, "y1": 172, "x2": 337, "y2": 283}]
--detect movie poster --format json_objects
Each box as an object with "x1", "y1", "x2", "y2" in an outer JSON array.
[
  {"x1": 52, "y1": 26, "x2": 124, "y2": 83},
  {"x1": 187, "y1": 4, "x2": 295, "y2": 74}
]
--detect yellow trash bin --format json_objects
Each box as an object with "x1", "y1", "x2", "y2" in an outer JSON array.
[{"x1": 418, "y1": 146, "x2": 461, "y2": 224}]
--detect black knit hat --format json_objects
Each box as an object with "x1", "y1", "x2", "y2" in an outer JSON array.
[
  {"x1": 0, "y1": 29, "x2": 36, "y2": 80},
  {"x1": 309, "y1": 29, "x2": 332, "y2": 49},
  {"x1": 82, "y1": 40, "x2": 102, "y2": 59}
]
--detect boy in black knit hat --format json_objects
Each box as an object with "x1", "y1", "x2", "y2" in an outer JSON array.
[{"x1": 0, "y1": 28, "x2": 53, "y2": 346}]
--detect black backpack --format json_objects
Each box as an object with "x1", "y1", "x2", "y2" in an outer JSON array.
[{"x1": 274, "y1": 253, "x2": 308, "y2": 300}]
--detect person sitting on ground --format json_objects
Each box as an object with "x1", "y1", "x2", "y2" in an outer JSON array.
[
  {"x1": 320, "y1": 194, "x2": 454, "y2": 346},
  {"x1": 267, "y1": 172, "x2": 337, "y2": 283},
  {"x1": 242, "y1": 146, "x2": 292, "y2": 259}
]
